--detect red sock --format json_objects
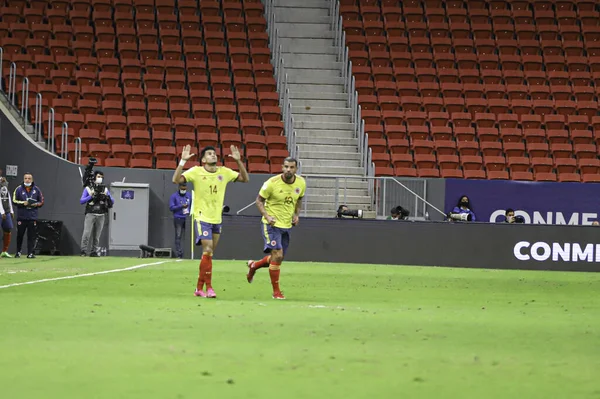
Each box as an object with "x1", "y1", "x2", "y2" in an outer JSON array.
[
  {"x1": 197, "y1": 254, "x2": 212, "y2": 290},
  {"x1": 269, "y1": 263, "x2": 281, "y2": 292},
  {"x1": 253, "y1": 255, "x2": 271, "y2": 269},
  {"x1": 2, "y1": 232, "x2": 10, "y2": 252},
  {"x1": 203, "y1": 254, "x2": 213, "y2": 289}
]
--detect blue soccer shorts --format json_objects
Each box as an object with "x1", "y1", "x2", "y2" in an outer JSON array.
[
  {"x1": 194, "y1": 220, "x2": 222, "y2": 245},
  {"x1": 262, "y1": 223, "x2": 291, "y2": 256}
]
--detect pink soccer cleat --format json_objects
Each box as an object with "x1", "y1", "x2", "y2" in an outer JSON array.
[
  {"x1": 194, "y1": 289, "x2": 206, "y2": 297},
  {"x1": 206, "y1": 288, "x2": 217, "y2": 298},
  {"x1": 246, "y1": 260, "x2": 257, "y2": 283},
  {"x1": 272, "y1": 291, "x2": 285, "y2": 300}
]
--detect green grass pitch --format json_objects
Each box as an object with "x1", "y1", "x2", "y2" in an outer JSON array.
[{"x1": 0, "y1": 257, "x2": 599, "y2": 399}]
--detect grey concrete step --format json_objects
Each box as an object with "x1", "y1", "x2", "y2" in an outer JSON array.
[
  {"x1": 306, "y1": 178, "x2": 370, "y2": 190},
  {"x1": 288, "y1": 75, "x2": 344, "y2": 85},
  {"x1": 290, "y1": 98, "x2": 348, "y2": 108},
  {"x1": 275, "y1": 9, "x2": 330, "y2": 23},
  {"x1": 289, "y1": 91, "x2": 347, "y2": 101},
  {"x1": 276, "y1": 24, "x2": 332, "y2": 37},
  {"x1": 302, "y1": 151, "x2": 361, "y2": 161},
  {"x1": 293, "y1": 106, "x2": 351, "y2": 116},
  {"x1": 295, "y1": 128, "x2": 354, "y2": 139},
  {"x1": 305, "y1": 194, "x2": 372, "y2": 205},
  {"x1": 284, "y1": 60, "x2": 342, "y2": 70},
  {"x1": 274, "y1": 0, "x2": 330, "y2": 8},
  {"x1": 308, "y1": 187, "x2": 370, "y2": 197},
  {"x1": 302, "y1": 210, "x2": 377, "y2": 219},
  {"x1": 297, "y1": 143, "x2": 357, "y2": 152},
  {"x1": 294, "y1": 114, "x2": 352, "y2": 123},
  {"x1": 280, "y1": 38, "x2": 335, "y2": 49},
  {"x1": 294, "y1": 120, "x2": 354, "y2": 130},
  {"x1": 295, "y1": 136, "x2": 358, "y2": 146},
  {"x1": 287, "y1": 83, "x2": 345, "y2": 94},
  {"x1": 282, "y1": 53, "x2": 338, "y2": 65},
  {"x1": 302, "y1": 165, "x2": 364, "y2": 175},
  {"x1": 282, "y1": 43, "x2": 338, "y2": 55},
  {"x1": 285, "y1": 67, "x2": 340, "y2": 79},
  {"x1": 303, "y1": 159, "x2": 361, "y2": 168}
]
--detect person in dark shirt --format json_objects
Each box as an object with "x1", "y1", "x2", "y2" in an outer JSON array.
[
  {"x1": 169, "y1": 182, "x2": 192, "y2": 259},
  {"x1": 12, "y1": 173, "x2": 44, "y2": 258}
]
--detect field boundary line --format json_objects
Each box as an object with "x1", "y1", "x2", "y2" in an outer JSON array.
[{"x1": 0, "y1": 259, "x2": 177, "y2": 290}]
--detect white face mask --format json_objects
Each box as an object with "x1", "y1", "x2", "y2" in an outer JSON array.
[
  {"x1": 95, "y1": 177, "x2": 103, "y2": 184},
  {"x1": 179, "y1": 190, "x2": 187, "y2": 195},
  {"x1": 24, "y1": 182, "x2": 31, "y2": 187}
]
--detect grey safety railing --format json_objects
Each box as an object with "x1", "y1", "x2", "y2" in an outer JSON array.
[
  {"x1": 47, "y1": 107, "x2": 55, "y2": 152},
  {"x1": 35, "y1": 93, "x2": 42, "y2": 142},
  {"x1": 0, "y1": 47, "x2": 3, "y2": 93},
  {"x1": 20, "y1": 77, "x2": 29, "y2": 119},
  {"x1": 74, "y1": 137, "x2": 82, "y2": 164},
  {"x1": 60, "y1": 121, "x2": 69, "y2": 159},
  {"x1": 8, "y1": 62, "x2": 16, "y2": 105},
  {"x1": 331, "y1": 1, "x2": 369, "y2": 177}
]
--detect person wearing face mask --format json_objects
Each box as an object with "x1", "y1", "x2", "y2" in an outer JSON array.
[
  {"x1": 0, "y1": 176, "x2": 15, "y2": 258},
  {"x1": 447, "y1": 194, "x2": 477, "y2": 222},
  {"x1": 169, "y1": 181, "x2": 192, "y2": 259},
  {"x1": 12, "y1": 172, "x2": 44, "y2": 258},
  {"x1": 79, "y1": 171, "x2": 114, "y2": 257}
]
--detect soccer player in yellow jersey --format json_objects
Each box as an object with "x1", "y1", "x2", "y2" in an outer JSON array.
[
  {"x1": 172, "y1": 144, "x2": 249, "y2": 298},
  {"x1": 246, "y1": 157, "x2": 305, "y2": 299}
]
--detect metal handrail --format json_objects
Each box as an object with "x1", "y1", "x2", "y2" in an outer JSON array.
[
  {"x1": 0, "y1": 47, "x2": 3, "y2": 93},
  {"x1": 35, "y1": 93, "x2": 42, "y2": 142},
  {"x1": 20, "y1": 77, "x2": 29, "y2": 119},
  {"x1": 8, "y1": 62, "x2": 16, "y2": 105},
  {"x1": 61, "y1": 122, "x2": 68, "y2": 159},
  {"x1": 74, "y1": 137, "x2": 82, "y2": 164},
  {"x1": 47, "y1": 108, "x2": 55, "y2": 152}
]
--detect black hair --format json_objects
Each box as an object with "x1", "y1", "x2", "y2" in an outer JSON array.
[
  {"x1": 457, "y1": 194, "x2": 472, "y2": 210},
  {"x1": 94, "y1": 170, "x2": 104, "y2": 177},
  {"x1": 200, "y1": 146, "x2": 217, "y2": 160},
  {"x1": 391, "y1": 206, "x2": 400, "y2": 215},
  {"x1": 505, "y1": 208, "x2": 515, "y2": 215},
  {"x1": 283, "y1": 157, "x2": 298, "y2": 166}
]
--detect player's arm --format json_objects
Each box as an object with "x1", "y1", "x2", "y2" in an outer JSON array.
[
  {"x1": 228, "y1": 145, "x2": 249, "y2": 183},
  {"x1": 256, "y1": 195, "x2": 276, "y2": 225},
  {"x1": 172, "y1": 144, "x2": 195, "y2": 184},
  {"x1": 292, "y1": 196, "x2": 303, "y2": 226}
]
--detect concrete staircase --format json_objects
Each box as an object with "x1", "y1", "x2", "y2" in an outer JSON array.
[{"x1": 272, "y1": 0, "x2": 375, "y2": 218}]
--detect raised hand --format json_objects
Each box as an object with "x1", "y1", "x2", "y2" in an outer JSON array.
[
  {"x1": 228, "y1": 145, "x2": 241, "y2": 161},
  {"x1": 181, "y1": 144, "x2": 195, "y2": 161}
]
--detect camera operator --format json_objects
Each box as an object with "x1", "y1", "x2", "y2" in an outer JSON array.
[
  {"x1": 447, "y1": 195, "x2": 476, "y2": 222},
  {"x1": 80, "y1": 170, "x2": 114, "y2": 257},
  {"x1": 336, "y1": 204, "x2": 363, "y2": 219},
  {"x1": 12, "y1": 172, "x2": 44, "y2": 258},
  {"x1": 504, "y1": 208, "x2": 525, "y2": 224},
  {"x1": 387, "y1": 205, "x2": 410, "y2": 221}
]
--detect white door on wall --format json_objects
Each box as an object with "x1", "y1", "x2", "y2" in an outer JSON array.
[{"x1": 109, "y1": 182, "x2": 150, "y2": 250}]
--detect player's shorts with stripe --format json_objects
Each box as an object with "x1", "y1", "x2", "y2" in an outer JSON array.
[
  {"x1": 1, "y1": 213, "x2": 13, "y2": 231},
  {"x1": 195, "y1": 220, "x2": 222, "y2": 245},
  {"x1": 262, "y1": 223, "x2": 291, "y2": 255}
]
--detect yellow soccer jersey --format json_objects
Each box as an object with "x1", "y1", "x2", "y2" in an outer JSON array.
[
  {"x1": 259, "y1": 175, "x2": 306, "y2": 229},
  {"x1": 182, "y1": 166, "x2": 239, "y2": 224}
]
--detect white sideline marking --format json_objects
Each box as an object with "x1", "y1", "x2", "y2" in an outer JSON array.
[{"x1": 0, "y1": 260, "x2": 174, "y2": 290}]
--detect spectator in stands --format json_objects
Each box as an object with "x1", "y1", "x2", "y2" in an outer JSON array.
[
  {"x1": 169, "y1": 181, "x2": 192, "y2": 259},
  {"x1": 447, "y1": 195, "x2": 476, "y2": 222},
  {"x1": 592, "y1": 221, "x2": 600, "y2": 226}
]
